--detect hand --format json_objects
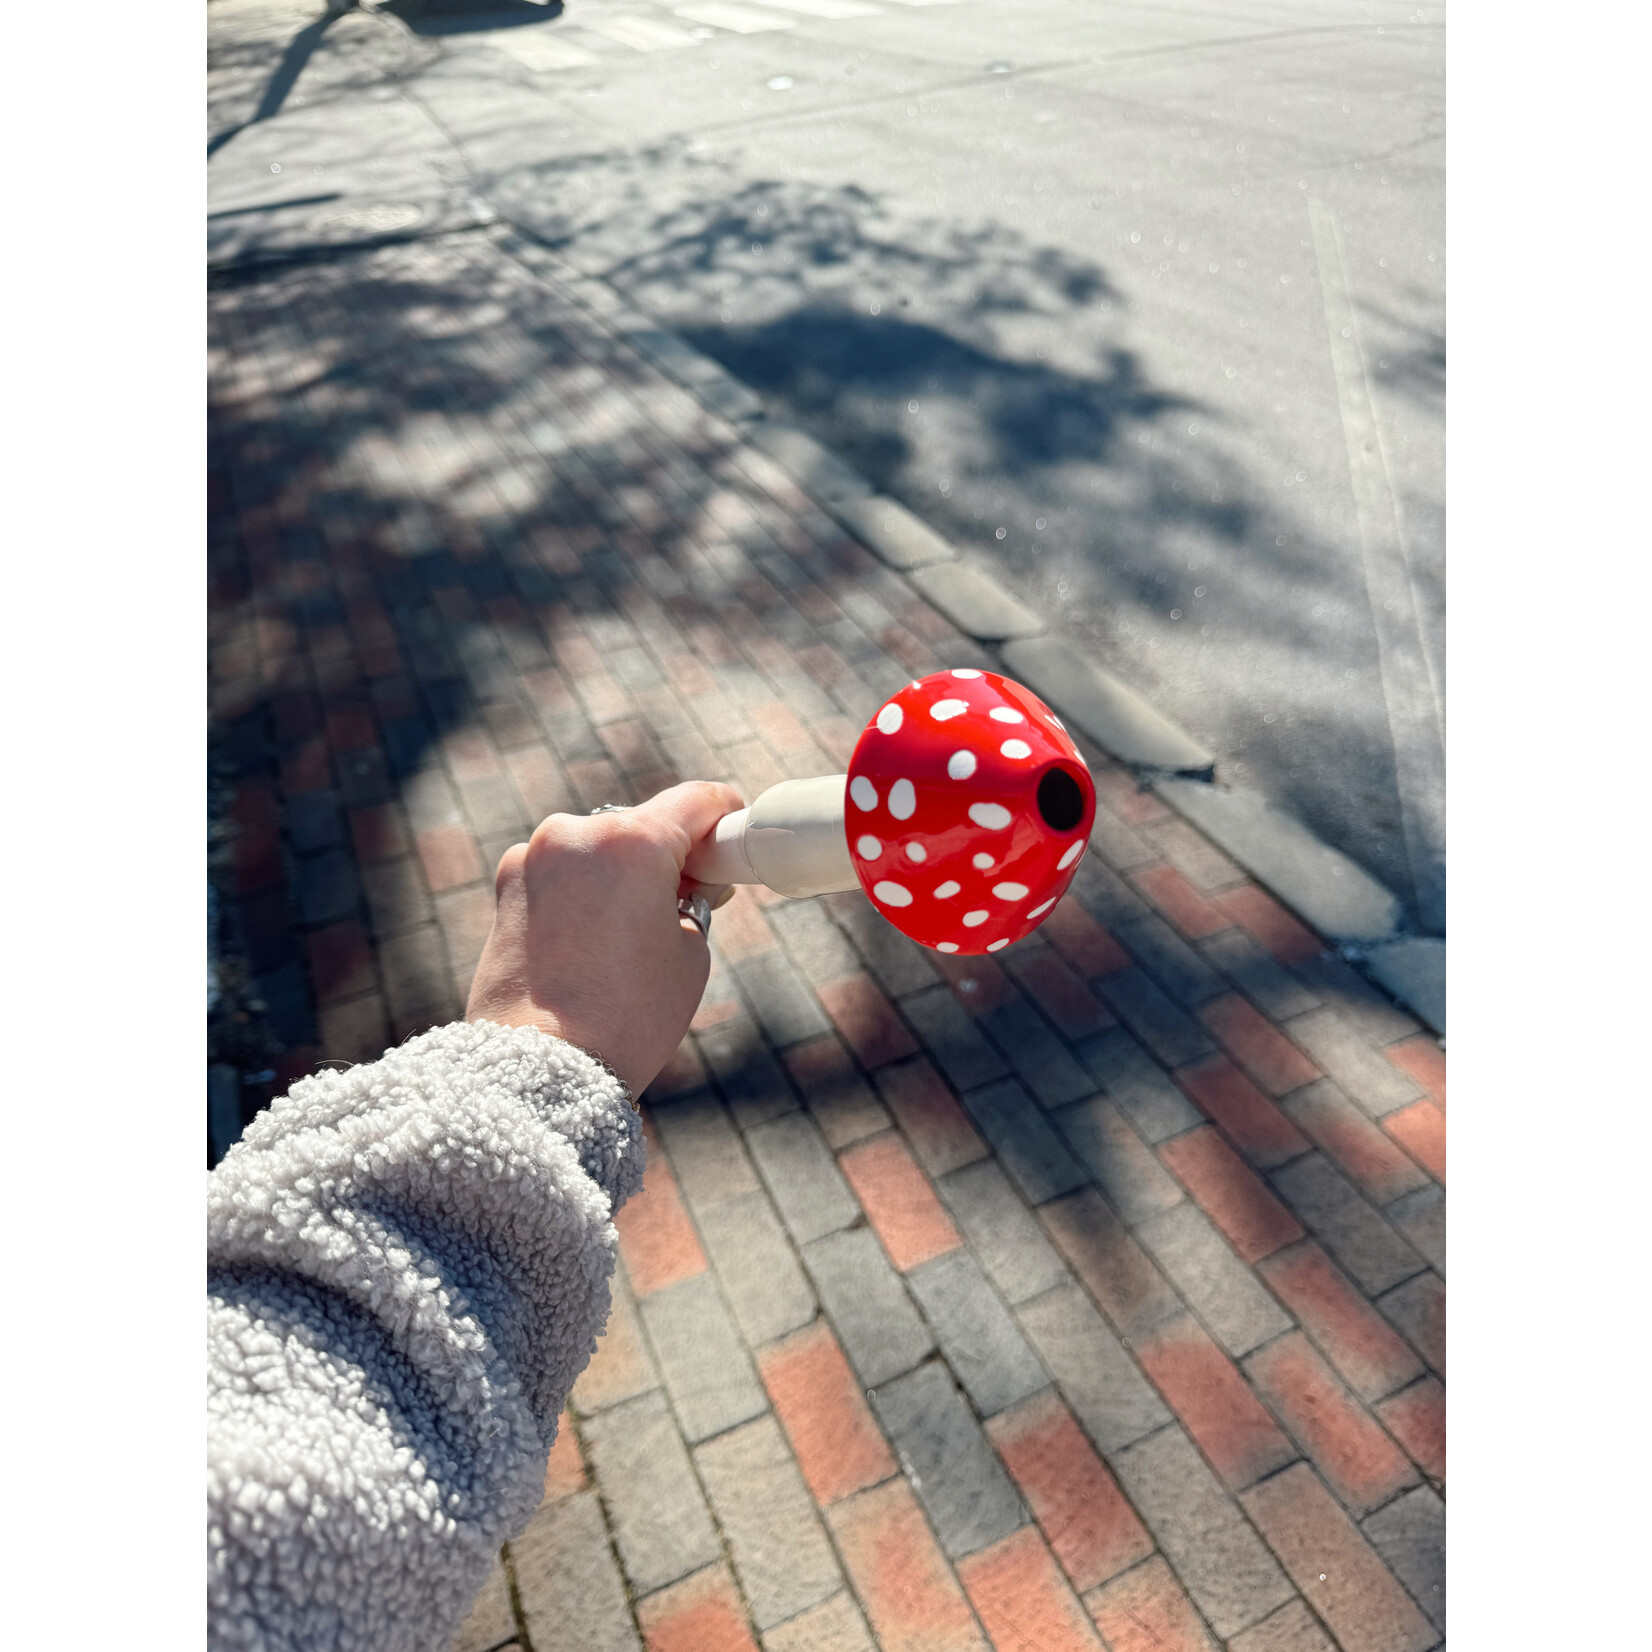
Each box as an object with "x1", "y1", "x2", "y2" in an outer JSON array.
[{"x1": 466, "y1": 781, "x2": 747, "y2": 1097}]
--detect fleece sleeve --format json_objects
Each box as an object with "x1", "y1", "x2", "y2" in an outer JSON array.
[{"x1": 206, "y1": 1019, "x2": 646, "y2": 1652}]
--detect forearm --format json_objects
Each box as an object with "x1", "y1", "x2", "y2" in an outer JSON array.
[{"x1": 206, "y1": 1021, "x2": 644, "y2": 1652}]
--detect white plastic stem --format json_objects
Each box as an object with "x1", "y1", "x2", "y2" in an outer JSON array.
[{"x1": 682, "y1": 774, "x2": 857, "y2": 898}]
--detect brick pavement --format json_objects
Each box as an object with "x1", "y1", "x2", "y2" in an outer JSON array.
[{"x1": 207, "y1": 226, "x2": 1445, "y2": 1652}]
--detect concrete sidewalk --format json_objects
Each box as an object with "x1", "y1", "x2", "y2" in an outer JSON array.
[{"x1": 208, "y1": 224, "x2": 1445, "y2": 1652}]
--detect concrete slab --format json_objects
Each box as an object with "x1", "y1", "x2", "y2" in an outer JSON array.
[
  {"x1": 828, "y1": 496, "x2": 957, "y2": 572},
  {"x1": 908, "y1": 563, "x2": 1046, "y2": 641},
  {"x1": 1363, "y1": 939, "x2": 1446, "y2": 1037}
]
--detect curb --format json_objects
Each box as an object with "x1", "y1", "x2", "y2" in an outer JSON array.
[{"x1": 496, "y1": 224, "x2": 1445, "y2": 1037}]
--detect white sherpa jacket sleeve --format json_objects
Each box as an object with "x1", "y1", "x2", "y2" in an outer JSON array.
[{"x1": 207, "y1": 1020, "x2": 646, "y2": 1652}]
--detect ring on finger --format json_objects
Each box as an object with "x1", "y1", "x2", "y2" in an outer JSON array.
[{"x1": 677, "y1": 893, "x2": 713, "y2": 937}]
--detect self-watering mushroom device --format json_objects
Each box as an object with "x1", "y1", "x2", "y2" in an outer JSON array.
[{"x1": 683, "y1": 668, "x2": 1097, "y2": 956}]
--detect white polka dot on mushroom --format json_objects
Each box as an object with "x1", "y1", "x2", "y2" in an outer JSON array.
[
  {"x1": 934, "y1": 880, "x2": 960, "y2": 898},
  {"x1": 946, "y1": 749, "x2": 977, "y2": 780},
  {"x1": 1028, "y1": 896, "x2": 1057, "y2": 918},
  {"x1": 989, "y1": 707, "x2": 1024, "y2": 723},
  {"x1": 986, "y1": 939, "x2": 1009, "y2": 952},
  {"x1": 993, "y1": 882, "x2": 1029, "y2": 900},
  {"x1": 962, "y1": 910, "x2": 989, "y2": 927},
  {"x1": 1057, "y1": 840, "x2": 1085, "y2": 870},
  {"x1": 1000, "y1": 739, "x2": 1032, "y2": 760},
  {"x1": 930, "y1": 698, "x2": 968, "y2": 721},
  {"x1": 906, "y1": 842, "x2": 927, "y2": 863},
  {"x1": 936, "y1": 941, "x2": 960, "y2": 953},
  {"x1": 850, "y1": 776, "x2": 878, "y2": 811},
  {"x1": 889, "y1": 778, "x2": 916, "y2": 819},
  {"x1": 951, "y1": 668, "x2": 982, "y2": 678},
  {"x1": 972, "y1": 853, "x2": 993, "y2": 870},
  {"x1": 856, "y1": 835, "x2": 882, "y2": 860},
  {"x1": 968, "y1": 802, "x2": 1013, "y2": 830},
  {"x1": 872, "y1": 881, "x2": 913, "y2": 907},
  {"x1": 876, "y1": 702, "x2": 904, "y2": 735}
]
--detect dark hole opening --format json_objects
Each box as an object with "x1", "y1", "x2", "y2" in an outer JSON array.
[{"x1": 1037, "y1": 766, "x2": 1086, "y2": 833}]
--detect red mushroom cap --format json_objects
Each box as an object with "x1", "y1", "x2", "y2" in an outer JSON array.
[{"x1": 844, "y1": 668, "x2": 1097, "y2": 955}]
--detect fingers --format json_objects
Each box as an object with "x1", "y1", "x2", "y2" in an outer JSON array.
[{"x1": 631, "y1": 780, "x2": 748, "y2": 869}]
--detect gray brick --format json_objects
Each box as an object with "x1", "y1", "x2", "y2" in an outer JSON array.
[
  {"x1": 1386, "y1": 1184, "x2": 1445, "y2": 1275},
  {"x1": 1053, "y1": 1096, "x2": 1184, "y2": 1226},
  {"x1": 1377, "y1": 1271, "x2": 1445, "y2": 1378},
  {"x1": 379, "y1": 925, "x2": 454, "y2": 1020},
  {"x1": 979, "y1": 999, "x2": 1093, "y2": 1109},
  {"x1": 958, "y1": 1078, "x2": 1088, "y2": 1206},
  {"x1": 637, "y1": 1274, "x2": 767, "y2": 1443},
  {"x1": 937, "y1": 1159, "x2": 1068, "y2": 1305},
  {"x1": 698, "y1": 1016, "x2": 799, "y2": 1128},
  {"x1": 1282, "y1": 1007, "x2": 1422, "y2": 1118},
  {"x1": 1134, "y1": 1203, "x2": 1293, "y2": 1358},
  {"x1": 449, "y1": 1553, "x2": 517, "y2": 1652},
  {"x1": 1291, "y1": 953, "x2": 1422, "y2": 1046},
  {"x1": 871, "y1": 1363, "x2": 1027, "y2": 1558},
  {"x1": 734, "y1": 952, "x2": 832, "y2": 1048},
  {"x1": 363, "y1": 857, "x2": 434, "y2": 939},
  {"x1": 286, "y1": 788, "x2": 346, "y2": 854},
  {"x1": 1116, "y1": 914, "x2": 1229, "y2": 1009},
  {"x1": 746, "y1": 1112, "x2": 859, "y2": 1244},
  {"x1": 295, "y1": 850, "x2": 360, "y2": 927},
  {"x1": 769, "y1": 898, "x2": 861, "y2": 986},
  {"x1": 510, "y1": 1488, "x2": 641, "y2": 1652},
  {"x1": 1271, "y1": 1154, "x2": 1424, "y2": 1296},
  {"x1": 784, "y1": 1036, "x2": 892, "y2": 1149},
  {"x1": 403, "y1": 764, "x2": 464, "y2": 831},
  {"x1": 571, "y1": 1270, "x2": 657, "y2": 1413},
  {"x1": 1111, "y1": 1426, "x2": 1293, "y2": 1638},
  {"x1": 581, "y1": 1390, "x2": 719, "y2": 1594},
  {"x1": 1085, "y1": 803, "x2": 1159, "y2": 872},
  {"x1": 695, "y1": 1415, "x2": 843, "y2": 1630},
  {"x1": 821, "y1": 890, "x2": 940, "y2": 997},
  {"x1": 762, "y1": 1593, "x2": 874, "y2": 1652},
  {"x1": 1362, "y1": 1485, "x2": 1446, "y2": 1632},
  {"x1": 1075, "y1": 1027, "x2": 1204, "y2": 1143},
  {"x1": 698, "y1": 1192, "x2": 817, "y2": 1348},
  {"x1": 900, "y1": 987, "x2": 1009, "y2": 1093},
  {"x1": 1095, "y1": 969, "x2": 1215, "y2": 1069},
  {"x1": 1199, "y1": 929, "x2": 1322, "y2": 1022},
  {"x1": 801, "y1": 1228, "x2": 933, "y2": 1387},
  {"x1": 457, "y1": 771, "x2": 530, "y2": 839},
  {"x1": 906, "y1": 1250, "x2": 1047, "y2": 1416},
  {"x1": 1068, "y1": 854, "x2": 1151, "y2": 929},
  {"x1": 1228, "y1": 1599, "x2": 1338, "y2": 1652},
  {"x1": 651, "y1": 1094, "x2": 761, "y2": 1213},
  {"x1": 1016, "y1": 1285, "x2": 1169, "y2": 1454}
]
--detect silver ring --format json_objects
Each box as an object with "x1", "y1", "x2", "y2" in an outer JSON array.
[
  {"x1": 677, "y1": 894, "x2": 712, "y2": 937},
  {"x1": 589, "y1": 804, "x2": 631, "y2": 814}
]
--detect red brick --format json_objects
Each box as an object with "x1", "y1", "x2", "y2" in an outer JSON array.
[
  {"x1": 1039, "y1": 1189, "x2": 1181, "y2": 1340},
  {"x1": 1256, "y1": 1244, "x2": 1423, "y2": 1403},
  {"x1": 543, "y1": 1411, "x2": 584, "y2": 1502},
  {"x1": 817, "y1": 975, "x2": 920, "y2": 1070},
  {"x1": 760, "y1": 1322, "x2": 895, "y2": 1506},
  {"x1": 749, "y1": 699, "x2": 815, "y2": 755},
  {"x1": 1213, "y1": 886, "x2": 1322, "y2": 967},
  {"x1": 614, "y1": 1144, "x2": 707, "y2": 1297},
  {"x1": 318, "y1": 992, "x2": 388, "y2": 1066},
  {"x1": 957, "y1": 1527, "x2": 1104, "y2": 1652},
  {"x1": 416, "y1": 824, "x2": 485, "y2": 894},
  {"x1": 1007, "y1": 952, "x2": 1115, "y2": 1040},
  {"x1": 1040, "y1": 898, "x2": 1133, "y2": 979},
  {"x1": 646, "y1": 1036, "x2": 708, "y2": 1103},
  {"x1": 1384, "y1": 1035, "x2": 1445, "y2": 1108},
  {"x1": 231, "y1": 779, "x2": 282, "y2": 893},
  {"x1": 1283, "y1": 1085, "x2": 1428, "y2": 1206},
  {"x1": 1134, "y1": 1317, "x2": 1295, "y2": 1490},
  {"x1": 1159, "y1": 1126, "x2": 1303, "y2": 1263},
  {"x1": 638, "y1": 1562, "x2": 760, "y2": 1652},
  {"x1": 325, "y1": 705, "x2": 377, "y2": 754},
  {"x1": 520, "y1": 665, "x2": 578, "y2": 718},
  {"x1": 281, "y1": 738, "x2": 330, "y2": 796},
  {"x1": 443, "y1": 728, "x2": 502, "y2": 783},
  {"x1": 828, "y1": 1479, "x2": 988, "y2": 1652},
  {"x1": 349, "y1": 802, "x2": 407, "y2": 865},
  {"x1": 839, "y1": 1134, "x2": 962, "y2": 1271},
  {"x1": 1132, "y1": 864, "x2": 1231, "y2": 940},
  {"x1": 1091, "y1": 766, "x2": 1169, "y2": 826},
  {"x1": 1375, "y1": 1376, "x2": 1445, "y2": 1483},
  {"x1": 1083, "y1": 1556, "x2": 1218, "y2": 1652},
  {"x1": 986, "y1": 1391, "x2": 1153, "y2": 1593},
  {"x1": 691, "y1": 995, "x2": 742, "y2": 1033},
  {"x1": 1245, "y1": 1332, "x2": 1416, "y2": 1515},
  {"x1": 305, "y1": 920, "x2": 376, "y2": 1006},
  {"x1": 928, "y1": 953, "x2": 1018, "y2": 1014},
  {"x1": 1196, "y1": 994, "x2": 1320, "y2": 1096},
  {"x1": 1240, "y1": 1463, "x2": 1436, "y2": 1652},
  {"x1": 1175, "y1": 1056, "x2": 1309, "y2": 1168},
  {"x1": 570, "y1": 1280, "x2": 655, "y2": 1412},
  {"x1": 504, "y1": 743, "x2": 572, "y2": 822},
  {"x1": 712, "y1": 884, "x2": 780, "y2": 963},
  {"x1": 1383, "y1": 1100, "x2": 1445, "y2": 1183},
  {"x1": 876, "y1": 1057, "x2": 988, "y2": 1176},
  {"x1": 566, "y1": 757, "x2": 628, "y2": 811},
  {"x1": 435, "y1": 886, "x2": 496, "y2": 983}
]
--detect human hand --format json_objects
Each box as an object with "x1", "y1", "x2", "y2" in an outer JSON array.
[{"x1": 466, "y1": 780, "x2": 747, "y2": 1097}]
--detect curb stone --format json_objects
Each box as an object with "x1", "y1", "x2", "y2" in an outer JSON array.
[
  {"x1": 207, "y1": 192, "x2": 496, "y2": 271},
  {"x1": 494, "y1": 220, "x2": 1445, "y2": 1035}
]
